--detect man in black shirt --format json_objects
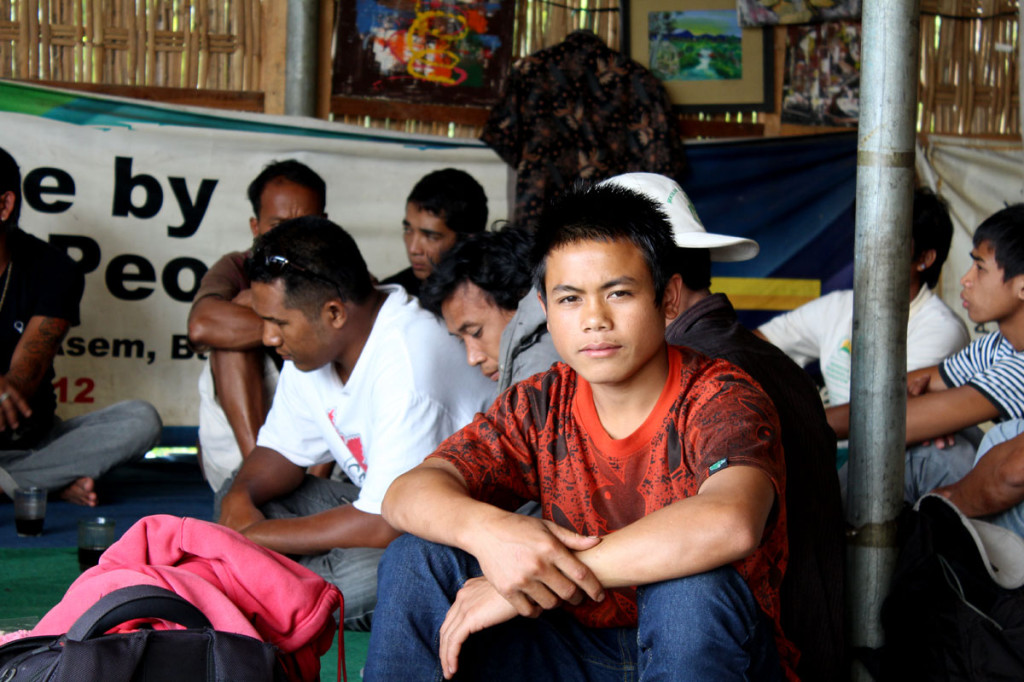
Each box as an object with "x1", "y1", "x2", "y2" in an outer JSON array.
[{"x1": 0, "y1": 146, "x2": 161, "y2": 506}]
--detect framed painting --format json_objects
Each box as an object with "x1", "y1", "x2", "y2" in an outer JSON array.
[
  {"x1": 332, "y1": 1, "x2": 515, "y2": 107},
  {"x1": 622, "y1": 0, "x2": 774, "y2": 113},
  {"x1": 782, "y1": 21, "x2": 860, "y2": 127},
  {"x1": 737, "y1": 0, "x2": 861, "y2": 27}
]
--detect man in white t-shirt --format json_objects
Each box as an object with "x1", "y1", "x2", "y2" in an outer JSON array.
[
  {"x1": 217, "y1": 216, "x2": 494, "y2": 631},
  {"x1": 757, "y1": 187, "x2": 969, "y2": 408}
]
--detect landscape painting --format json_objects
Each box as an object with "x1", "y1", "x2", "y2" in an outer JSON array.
[
  {"x1": 625, "y1": 0, "x2": 772, "y2": 111},
  {"x1": 647, "y1": 10, "x2": 742, "y2": 81}
]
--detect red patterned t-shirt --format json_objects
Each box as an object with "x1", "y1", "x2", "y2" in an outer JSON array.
[{"x1": 431, "y1": 345, "x2": 797, "y2": 676}]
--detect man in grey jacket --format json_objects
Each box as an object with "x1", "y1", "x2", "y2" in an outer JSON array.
[{"x1": 420, "y1": 225, "x2": 559, "y2": 394}]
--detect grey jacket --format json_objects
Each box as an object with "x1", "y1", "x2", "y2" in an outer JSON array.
[{"x1": 497, "y1": 288, "x2": 559, "y2": 393}]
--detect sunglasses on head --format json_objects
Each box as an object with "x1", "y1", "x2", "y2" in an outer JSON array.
[{"x1": 262, "y1": 253, "x2": 343, "y2": 291}]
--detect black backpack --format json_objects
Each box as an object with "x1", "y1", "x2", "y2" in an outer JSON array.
[
  {"x1": 878, "y1": 494, "x2": 1024, "y2": 681},
  {"x1": 0, "y1": 585, "x2": 288, "y2": 681}
]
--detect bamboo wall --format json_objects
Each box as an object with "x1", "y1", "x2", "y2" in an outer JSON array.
[
  {"x1": 0, "y1": 0, "x2": 261, "y2": 90},
  {"x1": 919, "y1": 0, "x2": 1020, "y2": 136}
]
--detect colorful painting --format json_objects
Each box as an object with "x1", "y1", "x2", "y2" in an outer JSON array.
[
  {"x1": 782, "y1": 21, "x2": 861, "y2": 127},
  {"x1": 333, "y1": 1, "x2": 515, "y2": 106},
  {"x1": 737, "y1": 0, "x2": 861, "y2": 27},
  {"x1": 647, "y1": 10, "x2": 742, "y2": 82}
]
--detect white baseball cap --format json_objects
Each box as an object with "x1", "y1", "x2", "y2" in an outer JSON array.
[{"x1": 598, "y1": 172, "x2": 759, "y2": 262}]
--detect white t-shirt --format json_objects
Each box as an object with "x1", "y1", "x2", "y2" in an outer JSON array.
[
  {"x1": 758, "y1": 286, "x2": 969, "y2": 406},
  {"x1": 257, "y1": 286, "x2": 495, "y2": 514}
]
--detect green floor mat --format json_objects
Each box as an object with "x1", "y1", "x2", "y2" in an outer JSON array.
[{"x1": 0, "y1": 548, "x2": 368, "y2": 680}]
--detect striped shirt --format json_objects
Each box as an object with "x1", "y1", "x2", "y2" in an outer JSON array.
[{"x1": 940, "y1": 331, "x2": 1024, "y2": 420}]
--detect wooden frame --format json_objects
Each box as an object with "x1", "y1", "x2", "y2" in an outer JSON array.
[{"x1": 622, "y1": 0, "x2": 773, "y2": 113}]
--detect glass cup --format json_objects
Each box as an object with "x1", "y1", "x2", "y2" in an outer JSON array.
[
  {"x1": 13, "y1": 487, "x2": 46, "y2": 537},
  {"x1": 77, "y1": 517, "x2": 116, "y2": 571}
]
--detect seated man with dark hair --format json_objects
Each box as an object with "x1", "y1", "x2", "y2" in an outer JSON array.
[
  {"x1": 188, "y1": 159, "x2": 327, "y2": 492},
  {"x1": 420, "y1": 225, "x2": 558, "y2": 393},
  {"x1": 0, "y1": 146, "x2": 162, "y2": 507},
  {"x1": 217, "y1": 216, "x2": 494, "y2": 631},
  {"x1": 382, "y1": 168, "x2": 488, "y2": 297},
  {"x1": 367, "y1": 181, "x2": 795, "y2": 680},
  {"x1": 896, "y1": 204, "x2": 1024, "y2": 501},
  {"x1": 757, "y1": 187, "x2": 968, "y2": 411}
]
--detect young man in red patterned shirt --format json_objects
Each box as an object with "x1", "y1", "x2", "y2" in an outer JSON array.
[{"x1": 365, "y1": 182, "x2": 796, "y2": 681}]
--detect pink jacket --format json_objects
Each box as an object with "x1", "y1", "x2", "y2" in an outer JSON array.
[{"x1": 34, "y1": 514, "x2": 341, "y2": 682}]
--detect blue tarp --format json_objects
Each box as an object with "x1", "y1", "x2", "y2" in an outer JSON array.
[{"x1": 686, "y1": 132, "x2": 858, "y2": 326}]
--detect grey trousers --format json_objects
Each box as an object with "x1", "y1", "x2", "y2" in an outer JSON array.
[
  {"x1": 839, "y1": 427, "x2": 983, "y2": 506},
  {"x1": 0, "y1": 400, "x2": 162, "y2": 497},
  {"x1": 215, "y1": 474, "x2": 383, "y2": 632}
]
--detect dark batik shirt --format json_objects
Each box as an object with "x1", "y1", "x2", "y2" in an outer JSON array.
[{"x1": 481, "y1": 30, "x2": 687, "y2": 230}]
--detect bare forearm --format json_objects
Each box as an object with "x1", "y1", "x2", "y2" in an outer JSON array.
[
  {"x1": 188, "y1": 297, "x2": 264, "y2": 351},
  {"x1": 831, "y1": 382, "x2": 994, "y2": 446},
  {"x1": 904, "y1": 387, "x2": 999, "y2": 445},
  {"x1": 382, "y1": 463, "x2": 507, "y2": 551},
  {"x1": 209, "y1": 348, "x2": 270, "y2": 456},
  {"x1": 7, "y1": 316, "x2": 69, "y2": 397},
  {"x1": 576, "y1": 496, "x2": 764, "y2": 589},
  {"x1": 576, "y1": 467, "x2": 775, "y2": 589},
  {"x1": 242, "y1": 505, "x2": 401, "y2": 555},
  {"x1": 218, "y1": 447, "x2": 305, "y2": 530},
  {"x1": 939, "y1": 438, "x2": 1024, "y2": 517},
  {"x1": 825, "y1": 404, "x2": 850, "y2": 439},
  {"x1": 908, "y1": 365, "x2": 946, "y2": 394}
]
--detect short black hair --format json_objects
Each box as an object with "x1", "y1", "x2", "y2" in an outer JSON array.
[
  {"x1": 974, "y1": 204, "x2": 1024, "y2": 281},
  {"x1": 247, "y1": 216, "x2": 373, "y2": 316},
  {"x1": 0, "y1": 146, "x2": 21, "y2": 229},
  {"x1": 532, "y1": 182, "x2": 675, "y2": 304},
  {"x1": 668, "y1": 247, "x2": 712, "y2": 292},
  {"x1": 420, "y1": 225, "x2": 535, "y2": 317},
  {"x1": 407, "y1": 168, "x2": 488, "y2": 235},
  {"x1": 912, "y1": 187, "x2": 954, "y2": 289},
  {"x1": 247, "y1": 160, "x2": 327, "y2": 219}
]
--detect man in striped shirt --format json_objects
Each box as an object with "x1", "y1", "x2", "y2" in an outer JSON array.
[{"x1": 829, "y1": 204, "x2": 1024, "y2": 502}]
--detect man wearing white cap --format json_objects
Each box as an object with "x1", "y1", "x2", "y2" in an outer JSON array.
[{"x1": 600, "y1": 172, "x2": 847, "y2": 682}]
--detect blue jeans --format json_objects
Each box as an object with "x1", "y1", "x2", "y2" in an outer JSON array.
[{"x1": 365, "y1": 535, "x2": 784, "y2": 681}]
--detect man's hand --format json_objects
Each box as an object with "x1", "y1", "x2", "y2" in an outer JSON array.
[
  {"x1": 218, "y1": 489, "x2": 266, "y2": 533},
  {"x1": 905, "y1": 371, "x2": 954, "y2": 448},
  {"x1": 907, "y1": 373, "x2": 931, "y2": 397},
  {"x1": 439, "y1": 577, "x2": 518, "y2": 680},
  {"x1": 232, "y1": 288, "x2": 254, "y2": 309},
  {"x1": 920, "y1": 434, "x2": 958, "y2": 449},
  {"x1": 0, "y1": 379, "x2": 31, "y2": 431},
  {"x1": 466, "y1": 513, "x2": 604, "y2": 617}
]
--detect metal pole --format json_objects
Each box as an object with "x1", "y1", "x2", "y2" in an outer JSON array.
[
  {"x1": 284, "y1": 0, "x2": 319, "y2": 117},
  {"x1": 847, "y1": 1, "x2": 920, "y2": 679}
]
